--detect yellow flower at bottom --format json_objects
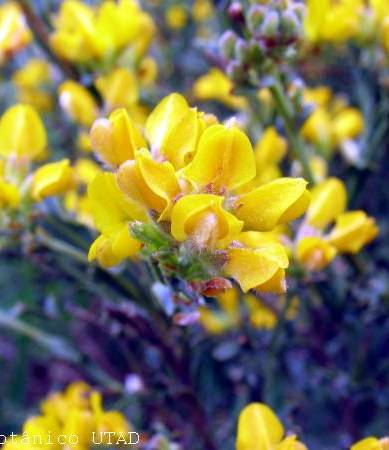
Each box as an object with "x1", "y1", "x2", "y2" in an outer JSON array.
[
  {"x1": 224, "y1": 245, "x2": 288, "y2": 293},
  {"x1": 351, "y1": 437, "x2": 389, "y2": 450},
  {"x1": 328, "y1": 211, "x2": 379, "y2": 253},
  {"x1": 171, "y1": 194, "x2": 243, "y2": 249},
  {"x1": 296, "y1": 236, "x2": 337, "y2": 271},
  {"x1": 236, "y1": 403, "x2": 307, "y2": 450},
  {"x1": 32, "y1": 159, "x2": 74, "y2": 201}
]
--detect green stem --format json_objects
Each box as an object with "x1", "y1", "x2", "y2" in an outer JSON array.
[
  {"x1": 0, "y1": 310, "x2": 80, "y2": 362},
  {"x1": 269, "y1": 78, "x2": 314, "y2": 184}
]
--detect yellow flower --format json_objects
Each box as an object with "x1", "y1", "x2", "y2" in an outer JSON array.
[
  {"x1": 138, "y1": 56, "x2": 158, "y2": 86},
  {"x1": 296, "y1": 236, "x2": 337, "y2": 271},
  {"x1": 184, "y1": 123, "x2": 256, "y2": 193},
  {"x1": 171, "y1": 194, "x2": 243, "y2": 249},
  {"x1": 301, "y1": 107, "x2": 333, "y2": 148},
  {"x1": 0, "y1": 104, "x2": 47, "y2": 161},
  {"x1": 95, "y1": 68, "x2": 138, "y2": 112},
  {"x1": 199, "y1": 288, "x2": 241, "y2": 334},
  {"x1": 236, "y1": 403, "x2": 307, "y2": 450},
  {"x1": 192, "y1": 0, "x2": 214, "y2": 22},
  {"x1": 255, "y1": 127, "x2": 287, "y2": 170},
  {"x1": 306, "y1": 177, "x2": 347, "y2": 229},
  {"x1": 303, "y1": 86, "x2": 332, "y2": 108},
  {"x1": 32, "y1": 159, "x2": 74, "y2": 201},
  {"x1": 118, "y1": 148, "x2": 181, "y2": 221},
  {"x1": 88, "y1": 172, "x2": 147, "y2": 267},
  {"x1": 234, "y1": 178, "x2": 310, "y2": 232},
  {"x1": 90, "y1": 108, "x2": 146, "y2": 168},
  {"x1": 59, "y1": 80, "x2": 99, "y2": 127},
  {"x1": 244, "y1": 294, "x2": 278, "y2": 329},
  {"x1": 193, "y1": 68, "x2": 247, "y2": 110},
  {"x1": 145, "y1": 93, "x2": 206, "y2": 169},
  {"x1": 328, "y1": 210, "x2": 379, "y2": 253},
  {"x1": 304, "y1": 0, "x2": 364, "y2": 44},
  {"x1": 333, "y1": 107, "x2": 364, "y2": 144},
  {"x1": 351, "y1": 436, "x2": 389, "y2": 450},
  {"x1": 0, "y1": 1, "x2": 32, "y2": 63},
  {"x1": 224, "y1": 245, "x2": 288, "y2": 293},
  {"x1": 165, "y1": 4, "x2": 188, "y2": 30},
  {"x1": 0, "y1": 178, "x2": 20, "y2": 208},
  {"x1": 12, "y1": 58, "x2": 50, "y2": 88},
  {"x1": 50, "y1": 0, "x2": 155, "y2": 64}
]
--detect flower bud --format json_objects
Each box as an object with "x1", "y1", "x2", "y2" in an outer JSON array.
[
  {"x1": 219, "y1": 30, "x2": 238, "y2": 60},
  {"x1": 247, "y1": 5, "x2": 266, "y2": 35},
  {"x1": 228, "y1": 2, "x2": 244, "y2": 23},
  {"x1": 226, "y1": 60, "x2": 244, "y2": 82},
  {"x1": 235, "y1": 39, "x2": 251, "y2": 65},
  {"x1": 260, "y1": 11, "x2": 280, "y2": 40},
  {"x1": 281, "y1": 9, "x2": 300, "y2": 41}
]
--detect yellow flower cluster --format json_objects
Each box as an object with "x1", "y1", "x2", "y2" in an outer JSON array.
[
  {"x1": 0, "y1": 1, "x2": 32, "y2": 64},
  {"x1": 304, "y1": 0, "x2": 389, "y2": 52},
  {"x1": 87, "y1": 93, "x2": 311, "y2": 294},
  {"x1": 0, "y1": 104, "x2": 75, "y2": 211},
  {"x1": 236, "y1": 402, "x2": 389, "y2": 450},
  {"x1": 50, "y1": 0, "x2": 155, "y2": 65},
  {"x1": 302, "y1": 86, "x2": 365, "y2": 159},
  {"x1": 3, "y1": 382, "x2": 132, "y2": 450},
  {"x1": 296, "y1": 177, "x2": 378, "y2": 271}
]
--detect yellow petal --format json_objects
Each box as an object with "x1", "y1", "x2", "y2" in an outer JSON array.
[
  {"x1": 95, "y1": 67, "x2": 138, "y2": 111},
  {"x1": 296, "y1": 236, "x2": 337, "y2": 271},
  {"x1": 236, "y1": 403, "x2": 285, "y2": 450},
  {"x1": 225, "y1": 246, "x2": 288, "y2": 293},
  {"x1": 184, "y1": 124, "x2": 256, "y2": 192},
  {"x1": 301, "y1": 108, "x2": 333, "y2": 147},
  {"x1": 306, "y1": 177, "x2": 347, "y2": 229},
  {"x1": 145, "y1": 93, "x2": 190, "y2": 153},
  {"x1": 255, "y1": 127, "x2": 287, "y2": 169},
  {"x1": 304, "y1": 0, "x2": 330, "y2": 43},
  {"x1": 333, "y1": 107, "x2": 364, "y2": 143},
  {"x1": 193, "y1": 68, "x2": 247, "y2": 110},
  {"x1": 0, "y1": 179, "x2": 20, "y2": 208},
  {"x1": 0, "y1": 104, "x2": 47, "y2": 160},
  {"x1": 118, "y1": 148, "x2": 181, "y2": 220},
  {"x1": 171, "y1": 194, "x2": 243, "y2": 248},
  {"x1": 276, "y1": 436, "x2": 308, "y2": 450},
  {"x1": 351, "y1": 437, "x2": 382, "y2": 450},
  {"x1": 90, "y1": 108, "x2": 146, "y2": 168},
  {"x1": 88, "y1": 172, "x2": 148, "y2": 235},
  {"x1": 328, "y1": 211, "x2": 379, "y2": 253},
  {"x1": 32, "y1": 159, "x2": 74, "y2": 201},
  {"x1": 235, "y1": 178, "x2": 310, "y2": 231},
  {"x1": 59, "y1": 80, "x2": 98, "y2": 127}
]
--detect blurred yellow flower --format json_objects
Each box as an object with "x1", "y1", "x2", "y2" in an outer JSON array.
[
  {"x1": 0, "y1": 1, "x2": 32, "y2": 64},
  {"x1": 193, "y1": 68, "x2": 247, "y2": 110},
  {"x1": 165, "y1": 4, "x2": 188, "y2": 30},
  {"x1": 32, "y1": 159, "x2": 74, "y2": 201},
  {"x1": 0, "y1": 104, "x2": 47, "y2": 161},
  {"x1": 59, "y1": 80, "x2": 99, "y2": 127},
  {"x1": 236, "y1": 403, "x2": 307, "y2": 450}
]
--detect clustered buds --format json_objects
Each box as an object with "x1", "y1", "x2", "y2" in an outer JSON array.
[{"x1": 220, "y1": 0, "x2": 304, "y2": 83}]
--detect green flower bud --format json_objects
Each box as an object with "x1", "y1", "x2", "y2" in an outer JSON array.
[
  {"x1": 260, "y1": 10, "x2": 280, "y2": 40},
  {"x1": 235, "y1": 38, "x2": 251, "y2": 65},
  {"x1": 246, "y1": 5, "x2": 266, "y2": 35},
  {"x1": 226, "y1": 60, "x2": 244, "y2": 82},
  {"x1": 219, "y1": 30, "x2": 238, "y2": 60}
]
